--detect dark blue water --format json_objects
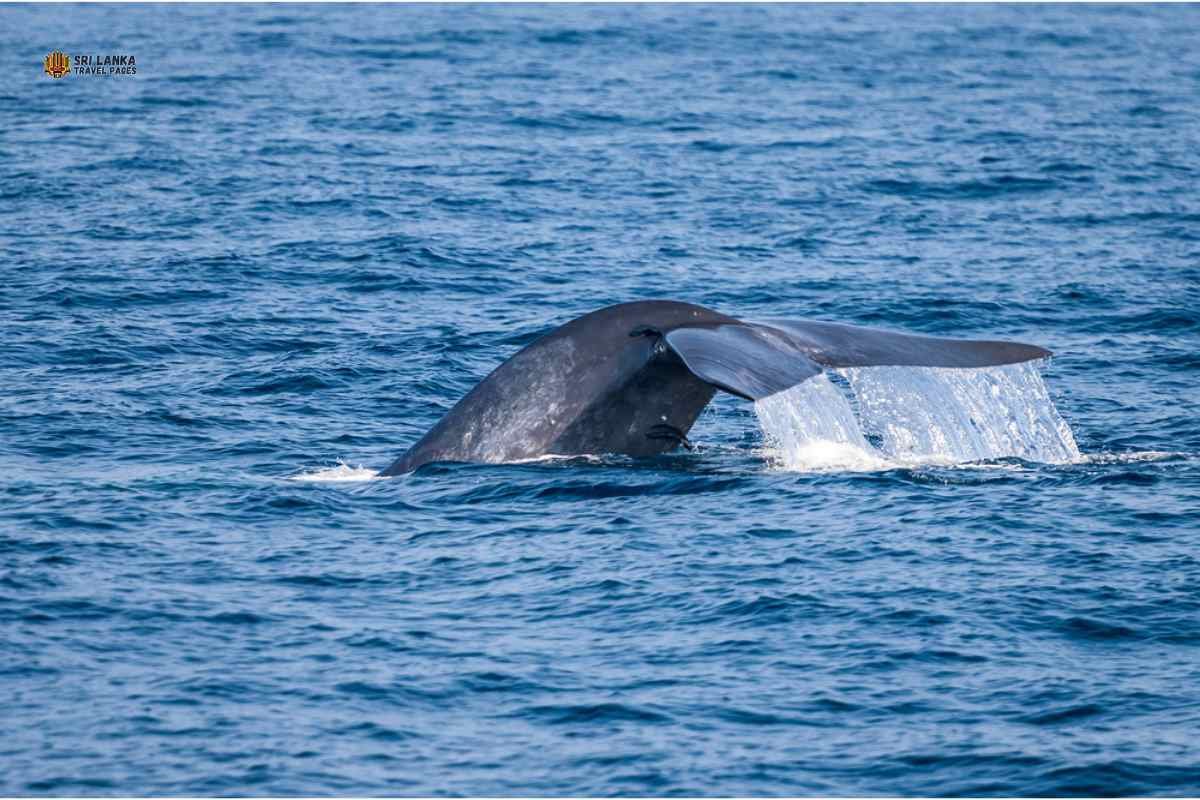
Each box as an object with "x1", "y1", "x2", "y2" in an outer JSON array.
[{"x1": 4, "y1": 4, "x2": 1200, "y2": 795}]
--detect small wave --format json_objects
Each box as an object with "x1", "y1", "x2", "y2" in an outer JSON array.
[
  {"x1": 1019, "y1": 703, "x2": 1104, "y2": 726},
  {"x1": 518, "y1": 702, "x2": 671, "y2": 725},
  {"x1": 1078, "y1": 450, "x2": 1188, "y2": 465},
  {"x1": 863, "y1": 175, "x2": 1058, "y2": 200},
  {"x1": 290, "y1": 461, "x2": 380, "y2": 483},
  {"x1": 758, "y1": 443, "x2": 1046, "y2": 475}
]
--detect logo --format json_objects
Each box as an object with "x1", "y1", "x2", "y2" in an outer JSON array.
[
  {"x1": 41, "y1": 51, "x2": 137, "y2": 79},
  {"x1": 43, "y1": 50, "x2": 70, "y2": 79},
  {"x1": 74, "y1": 54, "x2": 137, "y2": 76}
]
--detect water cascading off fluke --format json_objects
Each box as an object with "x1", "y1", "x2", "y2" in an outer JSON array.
[{"x1": 754, "y1": 362, "x2": 1079, "y2": 471}]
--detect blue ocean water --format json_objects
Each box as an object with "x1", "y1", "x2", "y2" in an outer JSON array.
[{"x1": 3, "y1": 3, "x2": 1200, "y2": 795}]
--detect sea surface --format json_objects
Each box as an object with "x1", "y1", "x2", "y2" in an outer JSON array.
[{"x1": 3, "y1": 4, "x2": 1200, "y2": 796}]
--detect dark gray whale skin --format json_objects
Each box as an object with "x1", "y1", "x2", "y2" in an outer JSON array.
[{"x1": 381, "y1": 300, "x2": 1050, "y2": 475}]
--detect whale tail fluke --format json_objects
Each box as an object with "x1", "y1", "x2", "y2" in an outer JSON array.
[
  {"x1": 382, "y1": 300, "x2": 1055, "y2": 472},
  {"x1": 664, "y1": 319, "x2": 1050, "y2": 401}
]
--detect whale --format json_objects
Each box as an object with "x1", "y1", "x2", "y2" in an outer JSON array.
[{"x1": 381, "y1": 300, "x2": 1050, "y2": 475}]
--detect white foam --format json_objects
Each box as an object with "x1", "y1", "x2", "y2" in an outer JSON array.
[
  {"x1": 755, "y1": 362, "x2": 1081, "y2": 472},
  {"x1": 510, "y1": 453, "x2": 606, "y2": 465},
  {"x1": 1078, "y1": 450, "x2": 1184, "y2": 465},
  {"x1": 290, "y1": 460, "x2": 381, "y2": 482}
]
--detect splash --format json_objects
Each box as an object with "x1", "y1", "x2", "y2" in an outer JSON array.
[
  {"x1": 755, "y1": 362, "x2": 1079, "y2": 471},
  {"x1": 290, "y1": 460, "x2": 380, "y2": 482},
  {"x1": 753, "y1": 374, "x2": 890, "y2": 471}
]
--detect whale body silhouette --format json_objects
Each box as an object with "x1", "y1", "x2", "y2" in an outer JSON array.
[{"x1": 382, "y1": 300, "x2": 1049, "y2": 475}]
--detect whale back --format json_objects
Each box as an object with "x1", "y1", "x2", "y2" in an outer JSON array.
[{"x1": 381, "y1": 301, "x2": 735, "y2": 473}]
